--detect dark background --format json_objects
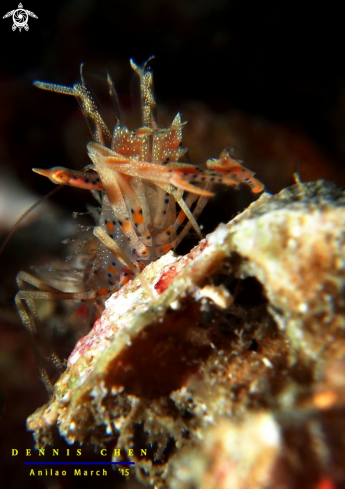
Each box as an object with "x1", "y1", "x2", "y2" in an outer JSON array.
[{"x1": 1, "y1": 1, "x2": 345, "y2": 488}]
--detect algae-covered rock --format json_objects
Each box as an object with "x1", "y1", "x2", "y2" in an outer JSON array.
[{"x1": 28, "y1": 180, "x2": 345, "y2": 488}]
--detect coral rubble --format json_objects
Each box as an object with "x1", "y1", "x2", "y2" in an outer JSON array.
[{"x1": 28, "y1": 180, "x2": 345, "y2": 488}]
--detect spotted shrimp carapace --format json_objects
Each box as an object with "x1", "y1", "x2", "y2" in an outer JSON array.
[{"x1": 16, "y1": 57, "x2": 263, "y2": 391}]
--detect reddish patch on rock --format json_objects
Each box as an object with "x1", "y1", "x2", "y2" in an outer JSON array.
[
  {"x1": 316, "y1": 478, "x2": 336, "y2": 489},
  {"x1": 154, "y1": 240, "x2": 209, "y2": 294},
  {"x1": 154, "y1": 266, "x2": 179, "y2": 294}
]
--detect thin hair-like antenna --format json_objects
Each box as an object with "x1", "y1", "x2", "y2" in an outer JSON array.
[
  {"x1": 107, "y1": 71, "x2": 122, "y2": 124},
  {"x1": 79, "y1": 62, "x2": 85, "y2": 86},
  {"x1": 0, "y1": 185, "x2": 63, "y2": 258}
]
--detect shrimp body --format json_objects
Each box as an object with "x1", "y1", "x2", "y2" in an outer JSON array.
[
  {"x1": 32, "y1": 58, "x2": 264, "y2": 297},
  {"x1": 16, "y1": 58, "x2": 264, "y2": 391}
]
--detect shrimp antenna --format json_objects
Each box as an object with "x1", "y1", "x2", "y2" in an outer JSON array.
[{"x1": 0, "y1": 185, "x2": 63, "y2": 258}]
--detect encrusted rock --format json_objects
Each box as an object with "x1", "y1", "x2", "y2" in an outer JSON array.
[{"x1": 28, "y1": 180, "x2": 345, "y2": 488}]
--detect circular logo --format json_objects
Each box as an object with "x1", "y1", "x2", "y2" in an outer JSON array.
[{"x1": 2, "y1": 3, "x2": 38, "y2": 32}]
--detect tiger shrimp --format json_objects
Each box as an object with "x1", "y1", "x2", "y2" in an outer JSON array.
[{"x1": 16, "y1": 57, "x2": 263, "y2": 392}]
